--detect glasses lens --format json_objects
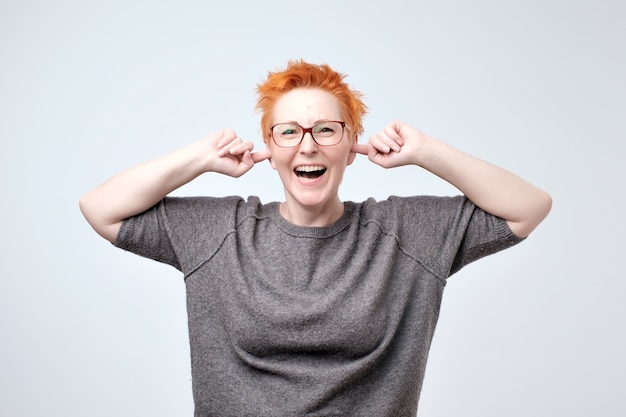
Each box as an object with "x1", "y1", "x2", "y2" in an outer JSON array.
[
  {"x1": 272, "y1": 123, "x2": 303, "y2": 147},
  {"x1": 312, "y1": 121, "x2": 343, "y2": 145}
]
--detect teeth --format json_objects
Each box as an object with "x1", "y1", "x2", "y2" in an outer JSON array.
[{"x1": 295, "y1": 165, "x2": 325, "y2": 172}]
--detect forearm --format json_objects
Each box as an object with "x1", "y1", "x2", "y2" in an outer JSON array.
[
  {"x1": 416, "y1": 136, "x2": 552, "y2": 237},
  {"x1": 79, "y1": 141, "x2": 208, "y2": 242}
]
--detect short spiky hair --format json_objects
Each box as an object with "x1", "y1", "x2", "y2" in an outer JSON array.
[{"x1": 256, "y1": 59, "x2": 367, "y2": 144}]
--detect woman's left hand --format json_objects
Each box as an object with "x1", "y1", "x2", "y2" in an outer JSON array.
[{"x1": 351, "y1": 120, "x2": 428, "y2": 168}]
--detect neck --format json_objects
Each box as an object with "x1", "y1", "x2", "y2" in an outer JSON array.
[{"x1": 279, "y1": 198, "x2": 344, "y2": 227}]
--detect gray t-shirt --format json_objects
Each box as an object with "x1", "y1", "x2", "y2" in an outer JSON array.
[{"x1": 115, "y1": 195, "x2": 522, "y2": 416}]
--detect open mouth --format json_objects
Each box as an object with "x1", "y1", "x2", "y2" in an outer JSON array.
[{"x1": 294, "y1": 165, "x2": 327, "y2": 179}]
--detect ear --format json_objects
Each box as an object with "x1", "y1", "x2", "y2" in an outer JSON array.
[
  {"x1": 267, "y1": 143, "x2": 277, "y2": 170},
  {"x1": 346, "y1": 135, "x2": 358, "y2": 166}
]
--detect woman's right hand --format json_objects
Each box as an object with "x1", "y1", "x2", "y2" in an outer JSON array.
[{"x1": 203, "y1": 129, "x2": 271, "y2": 177}]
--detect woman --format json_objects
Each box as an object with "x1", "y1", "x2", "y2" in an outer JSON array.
[{"x1": 80, "y1": 60, "x2": 551, "y2": 416}]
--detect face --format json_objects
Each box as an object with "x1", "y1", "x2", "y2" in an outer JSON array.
[{"x1": 268, "y1": 88, "x2": 357, "y2": 217}]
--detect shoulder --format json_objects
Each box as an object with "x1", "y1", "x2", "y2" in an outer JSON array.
[
  {"x1": 349, "y1": 195, "x2": 473, "y2": 249},
  {"x1": 162, "y1": 195, "x2": 245, "y2": 211},
  {"x1": 357, "y1": 195, "x2": 469, "y2": 222},
  {"x1": 354, "y1": 194, "x2": 494, "y2": 250},
  {"x1": 150, "y1": 196, "x2": 273, "y2": 238},
  {"x1": 161, "y1": 195, "x2": 267, "y2": 218}
]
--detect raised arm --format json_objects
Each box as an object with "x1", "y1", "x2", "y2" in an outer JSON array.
[
  {"x1": 79, "y1": 129, "x2": 270, "y2": 243},
  {"x1": 352, "y1": 121, "x2": 552, "y2": 238}
]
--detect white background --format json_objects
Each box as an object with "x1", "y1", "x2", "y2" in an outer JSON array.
[{"x1": 1, "y1": 0, "x2": 624, "y2": 415}]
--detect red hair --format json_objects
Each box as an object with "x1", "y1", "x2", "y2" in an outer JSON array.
[{"x1": 256, "y1": 59, "x2": 367, "y2": 144}]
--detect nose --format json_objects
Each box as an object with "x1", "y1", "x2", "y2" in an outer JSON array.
[{"x1": 298, "y1": 132, "x2": 319, "y2": 154}]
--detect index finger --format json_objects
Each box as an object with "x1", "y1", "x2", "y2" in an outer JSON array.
[
  {"x1": 351, "y1": 143, "x2": 371, "y2": 155},
  {"x1": 251, "y1": 148, "x2": 271, "y2": 163}
]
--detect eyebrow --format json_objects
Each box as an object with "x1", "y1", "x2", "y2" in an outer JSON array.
[{"x1": 274, "y1": 119, "x2": 338, "y2": 126}]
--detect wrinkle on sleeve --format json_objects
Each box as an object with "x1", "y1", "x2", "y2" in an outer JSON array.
[
  {"x1": 381, "y1": 195, "x2": 524, "y2": 279},
  {"x1": 114, "y1": 200, "x2": 181, "y2": 271},
  {"x1": 449, "y1": 206, "x2": 523, "y2": 276}
]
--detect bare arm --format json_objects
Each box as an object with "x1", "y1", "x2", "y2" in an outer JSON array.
[
  {"x1": 79, "y1": 129, "x2": 270, "y2": 242},
  {"x1": 352, "y1": 121, "x2": 552, "y2": 238}
]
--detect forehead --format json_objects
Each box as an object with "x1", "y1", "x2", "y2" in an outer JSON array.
[{"x1": 272, "y1": 88, "x2": 342, "y2": 124}]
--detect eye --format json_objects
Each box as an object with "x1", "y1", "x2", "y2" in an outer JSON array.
[
  {"x1": 274, "y1": 124, "x2": 301, "y2": 137},
  {"x1": 313, "y1": 123, "x2": 337, "y2": 136}
]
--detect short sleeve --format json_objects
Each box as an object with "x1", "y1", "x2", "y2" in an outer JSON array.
[
  {"x1": 113, "y1": 196, "x2": 247, "y2": 275},
  {"x1": 449, "y1": 203, "x2": 523, "y2": 275},
  {"x1": 114, "y1": 200, "x2": 181, "y2": 270},
  {"x1": 370, "y1": 195, "x2": 524, "y2": 278}
]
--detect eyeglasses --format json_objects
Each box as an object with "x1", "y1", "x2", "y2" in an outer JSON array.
[{"x1": 269, "y1": 121, "x2": 346, "y2": 148}]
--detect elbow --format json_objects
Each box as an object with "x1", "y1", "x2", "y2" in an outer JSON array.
[
  {"x1": 78, "y1": 193, "x2": 120, "y2": 243},
  {"x1": 78, "y1": 193, "x2": 97, "y2": 227},
  {"x1": 78, "y1": 193, "x2": 99, "y2": 235},
  {"x1": 78, "y1": 193, "x2": 91, "y2": 223},
  {"x1": 538, "y1": 190, "x2": 553, "y2": 221},
  {"x1": 532, "y1": 189, "x2": 553, "y2": 230},
  {"x1": 509, "y1": 189, "x2": 553, "y2": 238}
]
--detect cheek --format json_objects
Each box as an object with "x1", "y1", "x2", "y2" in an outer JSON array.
[
  {"x1": 334, "y1": 144, "x2": 355, "y2": 166},
  {"x1": 269, "y1": 148, "x2": 294, "y2": 171}
]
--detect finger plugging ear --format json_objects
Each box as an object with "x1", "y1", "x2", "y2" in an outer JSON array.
[
  {"x1": 251, "y1": 148, "x2": 272, "y2": 163},
  {"x1": 350, "y1": 143, "x2": 371, "y2": 155}
]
